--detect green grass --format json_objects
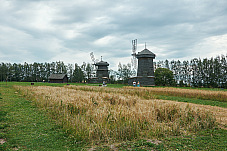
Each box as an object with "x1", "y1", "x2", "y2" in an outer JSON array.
[
  {"x1": 1, "y1": 81, "x2": 226, "y2": 90},
  {"x1": 163, "y1": 129, "x2": 227, "y2": 150},
  {"x1": 116, "y1": 139, "x2": 165, "y2": 151},
  {"x1": 0, "y1": 81, "x2": 74, "y2": 87},
  {"x1": 0, "y1": 86, "x2": 87, "y2": 150},
  {"x1": 90, "y1": 129, "x2": 227, "y2": 151},
  {"x1": 153, "y1": 86, "x2": 227, "y2": 91},
  {"x1": 0, "y1": 81, "x2": 127, "y2": 88}
]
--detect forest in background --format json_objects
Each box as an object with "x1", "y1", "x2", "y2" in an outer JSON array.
[
  {"x1": 154, "y1": 54, "x2": 226, "y2": 88},
  {"x1": 0, "y1": 54, "x2": 226, "y2": 88}
]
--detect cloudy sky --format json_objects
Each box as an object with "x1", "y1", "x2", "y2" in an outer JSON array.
[{"x1": 0, "y1": 0, "x2": 227, "y2": 70}]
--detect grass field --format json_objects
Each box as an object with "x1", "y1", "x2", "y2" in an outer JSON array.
[{"x1": 0, "y1": 82, "x2": 227, "y2": 150}]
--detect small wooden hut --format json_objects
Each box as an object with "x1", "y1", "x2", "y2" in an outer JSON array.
[{"x1": 48, "y1": 74, "x2": 68, "y2": 83}]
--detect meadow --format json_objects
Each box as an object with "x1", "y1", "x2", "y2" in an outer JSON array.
[{"x1": 1, "y1": 82, "x2": 227, "y2": 150}]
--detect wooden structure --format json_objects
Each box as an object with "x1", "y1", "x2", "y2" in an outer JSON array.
[
  {"x1": 89, "y1": 59, "x2": 110, "y2": 83},
  {"x1": 129, "y1": 47, "x2": 156, "y2": 86},
  {"x1": 48, "y1": 74, "x2": 68, "y2": 83}
]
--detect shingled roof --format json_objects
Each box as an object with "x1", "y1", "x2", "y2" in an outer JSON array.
[
  {"x1": 138, "y1": 48, "x2": 155, "y2": 55},
  {"x1": 48, "y1": 74, "x2": 67, "y2": 79},
  {"x1": 94, "y1": 60, "x2": 109, "y2": 66},
  {"x1": 136, "y1": 48, "x2": 156, "y2": 58}
]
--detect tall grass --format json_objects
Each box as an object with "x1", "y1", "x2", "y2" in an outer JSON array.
[
  {"x1": 126, "y1": 87, "x2": 227, "y2": 102},
  {"x1": 67, "y1": 85, "x2": 227, "y2": 102},
  {"x1": 15, "y1": 86, "x2": 217, "y2": 144}
]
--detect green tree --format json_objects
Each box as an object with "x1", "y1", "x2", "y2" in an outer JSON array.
[
  {"x1": 109, "y1": 69, "x2": 117, "y2": 84},
  {"x1": 117, "y1": 63, "x2": 133, "y2": 83},
  {"x1": 72, "y1": 63, "x2": 84, "y2": 82},
  {"x1": 85, "y1": 63, "x2": 92, "y2": 80},
  {"x1": 164, "y1": 59, "x2": 170, "y2": 69},
  {"x1": 81, "y1": 62, "x2": 92, "y2": 81},
  {"x1": 155, "y1": 68, "x2": 175, "y2": 86},
  {"x1": 220, "y1": 55, "x2": 227, "y2": 88},
  {"x1": 0, "y1": 63, "x2": 8, "y2": 81},
  {"x1": 56, "y1": 61, "x2": 67, "y2": 74}
]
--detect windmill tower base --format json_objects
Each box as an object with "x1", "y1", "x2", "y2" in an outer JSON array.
[
  {"x1": 128, "y1": 76, "x2": 155, "y2": 86},
  {"x1": 89, "y1": 77, "x2": 109, "y2": 84}
]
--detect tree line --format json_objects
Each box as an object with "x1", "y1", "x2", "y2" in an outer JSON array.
[
  {"x1": 0, "y1": 54, "x2": 226, "y2": 88},
  {"x1": 0, "y1": 60, "x2": 131, "y2": 84},
  {"x1": 154, "y1": 54, "x2": 226, "y2": 88},
  {"x1": 0, "y1": 61, "x2": 93, "y2": 83}
]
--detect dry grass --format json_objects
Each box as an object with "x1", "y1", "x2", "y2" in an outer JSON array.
[
  {"x1": 67, "y1": 85, "x2": 227, "y2": 102},
  {"x1": 14, "y1": 85, "x2": 222, "y2": 144},
  {"x1": 126, "y1": 87, "x2": 227, "y2": 102}
]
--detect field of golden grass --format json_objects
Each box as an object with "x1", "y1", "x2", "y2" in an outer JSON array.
[
  {"x1": 14, "y1": 85, "x2": 226, "y2": 144},
  {"x1": 126, "y1": 86, "x2": 227, "y2": 102},
  {"x1": 68, "y1": 85, "x2": 227, "y2": 126}
]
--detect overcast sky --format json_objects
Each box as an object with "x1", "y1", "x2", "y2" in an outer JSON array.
[{"x1": 0, "y1": 0, "x2": 227, "y2": 70}]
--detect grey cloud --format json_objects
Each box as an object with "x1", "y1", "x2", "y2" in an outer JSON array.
[{"x1": 0, "y1": 0, "x2": 227, "y2": 69}]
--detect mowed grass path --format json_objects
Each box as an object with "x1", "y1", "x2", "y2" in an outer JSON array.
[{"x1": 0, "y1": 86, "x2": 85, "y2": 151}]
